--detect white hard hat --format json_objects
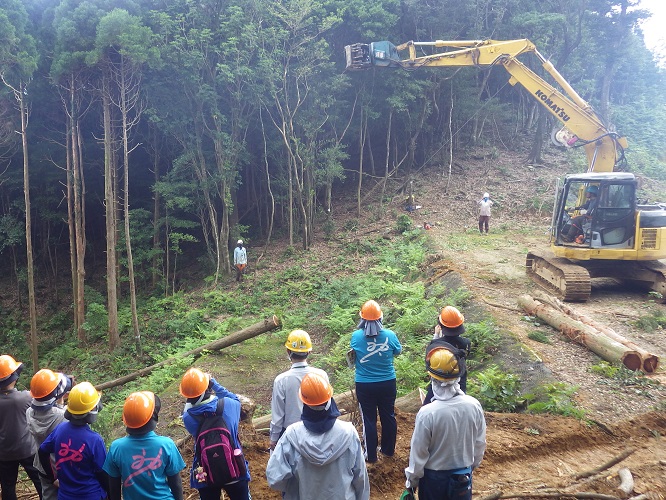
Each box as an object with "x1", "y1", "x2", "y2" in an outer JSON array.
[
  {"x1": 483, "y1": 192, "x2": 489, "y2": 198},
  {"x1": 237, "y1": 239, "x2": 243, "y2": 244}
]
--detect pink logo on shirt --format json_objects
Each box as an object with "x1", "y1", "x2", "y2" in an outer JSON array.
[
  {"x1": 123, "y1": 448, "x2": 163, "y2": 487},
  {"x1": 55, "y1": 440, "x2": 85, "y2": 468}
]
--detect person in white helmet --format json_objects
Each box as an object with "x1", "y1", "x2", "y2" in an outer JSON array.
[
  {"x1": 269, "y1": 330, "x2": 329, "y2": 450},
  {"x1": 233, "y1": 240, "x2": 247, "y2": 282},
  {"x1": 478, "y1": 193, "x2": 493, "y2": 234}
]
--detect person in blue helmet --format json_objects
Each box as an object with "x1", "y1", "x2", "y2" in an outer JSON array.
[{"x1": 564, "y1": 185, "x2": 599, "y2": 242}]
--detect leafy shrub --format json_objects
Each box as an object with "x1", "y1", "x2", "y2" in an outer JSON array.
[
  {"x1": 527, "y1": 330, "x2": 551, "y2": 344},
  {"x1": 467, "y1": 365, "x2": 522, "y2": 412},
  {"x1": 464, "y1": 320, "x2": 500, "y2": 362},
  {"x1": 634, "y1": 311, "x2": 666, "y2": 330},
  {"x1": 395, "y1": 214, "x2": 412, "y2": 233},
  {"x1": 525, "y1": 382, "x2": 585, "y2": 419}
]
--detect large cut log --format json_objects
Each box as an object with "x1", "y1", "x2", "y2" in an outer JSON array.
[
  {"x1": 518, "y1": 295, "x2": 642, "y2": 371},
  {"x1": 96, "y1": 316, "x2": 281, "y2": 391},
  {"x1": 252, "y1": 388, "x2": 424, "y2": 432},
  {"x1": 252, "y1": 390, "x2": 356, "y2": 430},
  {"x1": 536, "y1": 294, "x2": 659, "y2": 373}
]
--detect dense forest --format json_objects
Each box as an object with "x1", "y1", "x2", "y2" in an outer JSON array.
[{"x1": 0, "y1": 0, "x2": 664, "y2": 365}]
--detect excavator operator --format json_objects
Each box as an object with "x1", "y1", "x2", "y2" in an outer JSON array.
[{"x1": 563, "y1": 185, "x2": 599, "y2": 243}]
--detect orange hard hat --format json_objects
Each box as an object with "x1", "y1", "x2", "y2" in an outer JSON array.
[
  {"x1": 439, "y1": 306, "x2": 464, "y2": 328},
  {"x1": 360, "y1": 300, "x2": 382, "y2": 321},
  {"x1": 0, "y1": 355, "x2": 22, "y2": 382},
  {"x1": 179, "y1": 368, "x2": 210, "y2": 398},
  {"x1": 123, "y1": 391, "x2": 156, "y2": 429},
  {"x1": 299, "y1": 373, "x2": 333, "y2": 407},
  {"x1": 30, "y1": 369, "x2": 62, "y2": 399}
]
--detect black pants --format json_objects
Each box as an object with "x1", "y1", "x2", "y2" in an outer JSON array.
[
  {"x1": 478, "y1": 215, "x2": 490, "y2": 233},
  {"x1": 198, "y1": 480, "x2": 250, "y2": 500},
  {"x1": 418, "y1": 468, "x2": 472, "y2": 500},
  {"x1": 355, "y1": 379, "x2": 397, "y2": 462},
  {"x1": 0, "y1": 456, "x2": 42, "y2": 500}
]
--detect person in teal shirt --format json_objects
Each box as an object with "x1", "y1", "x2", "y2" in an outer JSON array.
[
  {"x1": 104, "y1": 392, "x2": 185, "y2": 500},
  {"x1": 350, "y1": 300, "x2": 402, "y2": 463}
]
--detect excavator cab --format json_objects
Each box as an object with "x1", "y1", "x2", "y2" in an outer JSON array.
[{"x1": 554, "y1": 173, "x2": 636, "y2": 249}]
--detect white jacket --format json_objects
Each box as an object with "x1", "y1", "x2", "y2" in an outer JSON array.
[
  {"x1": 269, "y1": 363, "x2": 329, "y2": 442},
  {"x1": 405, "y1": 394, "x2": 486, "y2": 486},
  {"x1": 266, "y1": 420, "x2": 370, "y2": 500}
]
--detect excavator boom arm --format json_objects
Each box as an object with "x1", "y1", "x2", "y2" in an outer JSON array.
[{"x1": 345, "y1": 39, "x2": 627, "y2": 172}]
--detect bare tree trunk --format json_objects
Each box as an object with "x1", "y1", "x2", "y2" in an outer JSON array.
[
  {"x1": 357, "y1": 108, "x2": 367, "y2": 217},
  {"x1": 65, "y1": 116, "x2": 78, "y2": 333},
  {"x1": 380, "y1": 110, "x2": 393, "y2": 203},
  {"x1": 118, "y1": 56, "x2": 141, "y2": 355},
  {"x1": 18, "y1": 86, "x2": 39, "y2": 371},
  {"x1": 72, "y1": 103, "x2": 86, "y2": 342},
  {"x1": 103, "y1": 82, "x2": 120, "y2": 350}
]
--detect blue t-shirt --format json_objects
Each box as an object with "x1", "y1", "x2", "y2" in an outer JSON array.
[
  {"x1": 351, "y1": 328, "x2": 402, "y2": 383},
  {"x1": 39, "y1": 421, "x2": 107, "y2": 500},
  {"x1": 103, "y1": 431, "x2": 186, "y2": 500}
]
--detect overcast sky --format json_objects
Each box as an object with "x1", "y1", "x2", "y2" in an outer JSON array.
[{"x1": 638, "y1": 0, "x2": 666, "y2": 67}]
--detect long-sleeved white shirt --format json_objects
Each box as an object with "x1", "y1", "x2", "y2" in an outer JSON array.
[
  {"x1": 478, "y1": 199, "x2": 493, "y2": 217},
  {"x1": 405, "y1": 394, "x2": 486, "y2": 486},
  {"x1": 269, "y1": 362, "x2": 329, "y2": 443},
  {"x1": 233, "y1": 246, "x2": 247, "y2": 265}
]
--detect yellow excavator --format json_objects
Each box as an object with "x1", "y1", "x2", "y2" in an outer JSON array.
[{"x1": 345, "y1": 39, "x2": 666, "y2": 301}]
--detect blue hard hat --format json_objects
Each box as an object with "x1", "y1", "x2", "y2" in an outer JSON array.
[{"x1": 585, "y1": 185, "x2": 599, "y2": 195}]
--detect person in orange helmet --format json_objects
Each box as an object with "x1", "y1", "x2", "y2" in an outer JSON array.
[
  {"x1": 26, "y1": 369, "x2": 74, "y2": 500},
  {"x1": 103, "y1": 391, "x2": 186, "y2": 500},
  {"x1": 422, "y1": 306, "x2": 471, "y2": 405},
  {"x1": 350, "y1": 300, "x2": 402, "y2": 464},
  {"x1": 266, "y1": 374, "x2": 369, "y2": 499},
  {"x1": 0, "y1": 355, "x2": 43, "y2": 500}
]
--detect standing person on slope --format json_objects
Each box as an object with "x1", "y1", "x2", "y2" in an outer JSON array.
[
  {"x1": 233, "y1": 240, "x2": 247, "y2": 282},
  {"x1": 478, "y1": 193, "x2": 493, "y2": 234},
  {"x1": 269, "y1": 329, "x2": 329, "y2": 451},
  {"x1": 404, "y1": 349, "x2": 486, "y2": 500},
  {"x1": 350, "y1": 300, "x2": 402, "y2": 464}
]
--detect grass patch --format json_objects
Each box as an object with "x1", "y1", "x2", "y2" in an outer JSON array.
[
  {"x1": 527, "y1": 330, "x2": 552, "y2": 344},
  {"x1": 525, "y1": 382, "x2": 585, "y2": 419}
]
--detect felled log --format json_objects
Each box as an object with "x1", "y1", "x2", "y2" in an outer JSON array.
[
  {"x1": 518, "y1": 295, "x2": 642, "y2": 371},
  {"x1": 252, "y1": 388, "x2": 424, "y2": 432},
  {"x1": 537, "y1": 294, "x2": 659, "y2": 373},
  {"x1": 96, "y1": 316, "x2": 281, "y2": 391}
]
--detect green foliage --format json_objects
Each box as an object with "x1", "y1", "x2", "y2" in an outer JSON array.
[
  {"x1": 634, "y1": 310, "x2": 666, "y2": 331},
  {"x1": 526, "y1": 383, "x2": 585, "y2": 419},
  {"x1": 464, "y1": 320, "x2": 500, "y2": 363},
  {"x1": 589, "y1": 360, "x2": 620, "y2": 378},
  {"x1": 591, "y1": 362, "x2": 659, "y2": 389},
  {"x1": 527, "y1": 330, "x2": 552, "y2": 344},
  {"x1": 395, "y1": 214, "x2": 412, "y2": 233},
  {"x1": 467, "y1": 365, "x2": 522, "y2": 412}
]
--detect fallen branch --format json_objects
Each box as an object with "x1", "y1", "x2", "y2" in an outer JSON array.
[
  {"x1": 96, "y1": 316, "x2": 281, "y2": 391},
  {"x1": 616, "y1": 468, "x2": 634, "y2": 497},
  {"x1": 481, "y1": 297, "x2": 522, "y2": 312},
  {"x1": 573, "y1": 448, "x2": 636, "y2": 480},
  {"x1": 496, "y1": 493, "x2": 621, "y2": 500}
]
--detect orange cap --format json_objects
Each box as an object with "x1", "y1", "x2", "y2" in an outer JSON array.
[
  {"x1": 179, "y1": 368, "x2": 210, "y2": 398},
  {"x1": 360, "y1": 300, "x2": 382, "y2": 321},
  {"x1": 299, "y1": 373, "x2": 333, "y2": 406}
]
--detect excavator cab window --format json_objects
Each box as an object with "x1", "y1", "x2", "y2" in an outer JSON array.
[{"x1": 557, "y1": 179, "x2": 635, "y2": 248}]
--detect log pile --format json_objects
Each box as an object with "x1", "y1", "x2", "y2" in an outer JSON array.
[{"x1": 517, "y1": 295, "x2": 659, "y2": 373}]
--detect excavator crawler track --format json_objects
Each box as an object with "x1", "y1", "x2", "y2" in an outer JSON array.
[{"x1": 526, "y1": 250, "x2": 591, "y2": 301}]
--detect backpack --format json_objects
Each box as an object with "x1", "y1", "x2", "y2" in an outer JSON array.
[{"x1": 193, "y1": 398, "x2": 246, "y2": 487}]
